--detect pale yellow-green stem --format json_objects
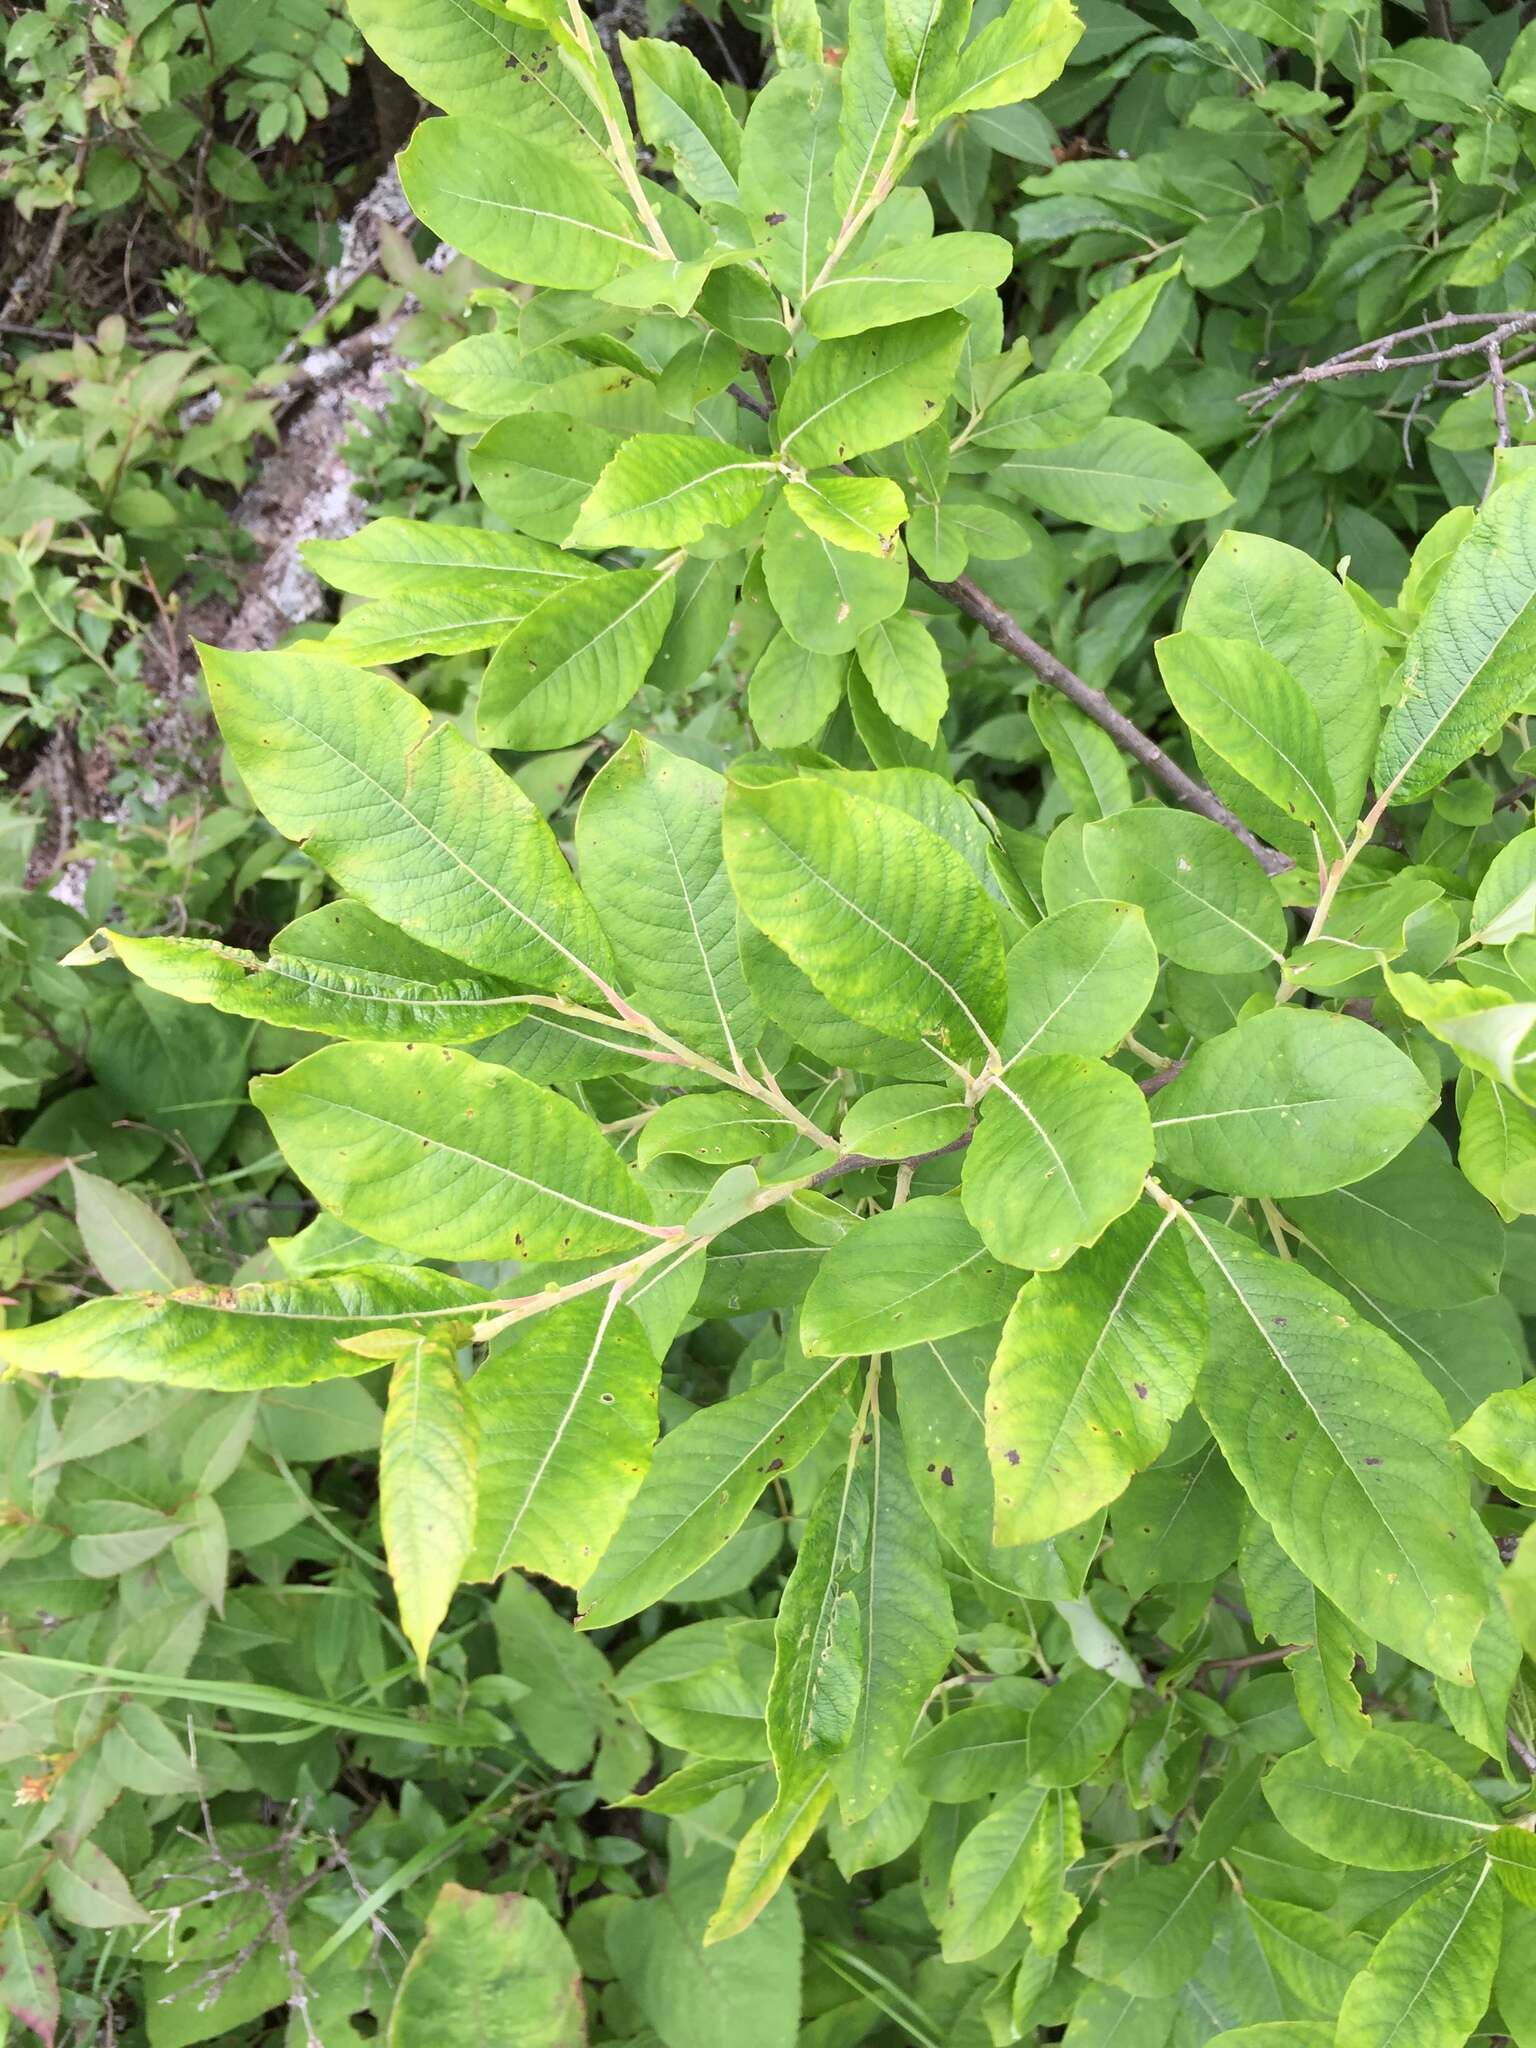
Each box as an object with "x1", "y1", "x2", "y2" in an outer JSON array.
[
  {"x1": 1274, "y1": 765, "x2": 1412, "y2": 1003},
  {"x1": 561, "y1": 0, "x2": 675, "y2": 261}
]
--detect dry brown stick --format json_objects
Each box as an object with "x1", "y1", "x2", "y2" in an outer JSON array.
[
  {"x1": 920, "y1": 570, "x2": 1293, "y2": 874},
  {"x1": 1194, "y1": 1645, "x2": 1301, "y2": 1679},
  {"x1": 0, "y1": 133, "x2": 89, "y2": 325}
]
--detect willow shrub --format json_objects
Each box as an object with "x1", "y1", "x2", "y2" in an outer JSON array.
[{"x1": 12, "y1": 0, "x2": 1536, "y2": 2040}]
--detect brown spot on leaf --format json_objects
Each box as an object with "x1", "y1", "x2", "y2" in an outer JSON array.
[{"x1": 940, "y1": 1466, "x2": 953, "y2": 1487}]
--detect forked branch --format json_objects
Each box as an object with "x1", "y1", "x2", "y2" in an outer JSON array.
[{"x1": 1241, "y1": 310, "x2": 1536, "y2": 458}]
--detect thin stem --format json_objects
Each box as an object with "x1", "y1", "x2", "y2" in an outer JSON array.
[
  {"x1": 1195, "y1": 1646, "x2": 1301, "y2": 1679},
  {"x1": 562, "y1": 0, "x2": 673, "y2": 260},
  {"x1": 920, "y1": 571, "x2": 1292, "y2": 875},
  {"x1": 1243, "y1": 311, "x2": 1536, "y2": 412},
  {"x1": 787, "y1": 101, "x2": 919, "y2": 336},
  {"x1": 808, "y1": 1130, "x2": 973, "y2": 1187},
  {"x1": 1274, "y1": 768, "x2": 1410, "y2": 1001}
]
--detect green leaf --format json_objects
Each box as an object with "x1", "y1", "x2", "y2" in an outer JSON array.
[
  {"x1": 1183, "y1": 210, "x2": 1265, "y2": 289},
  {"x1": 1031, "y1": 693, "x2": 1132, "y2": 819},
  {"x1": 1388, "y1": 971, "x2": 1536, "y2": 1104},
  {"x1": 783, "y1": 474, "x2": 908, "y2": 558},
  {"x1": 705, "y1": 1756, "x2": 833, "y2": 1942},
  {"x1": 10, "y1": 1651, "x2": 490, "y2": 1746},
  {"x1": 936, "y1": 0, "x2": 1081, "y2": 117},
  {"x1": 68, "y1": 1163, "x2": 194, "y2": 1294},
  {"x1": 1154, "y1": 634, "x2": 1342, "y2": 851},
  {"x1": 200, "y1": 645, "x2": 614, "y2": 1000},
  {"x1": 470, "y1": 413, "x2": 621, "y2": 545},
  {"x1": 307, "y1": 516, "x2": 596, "y2": 602},
  {"x1": 1151, "y1": 1008, "x2": 1436, "y2": 1198},
  {"x1": 388, "y1": 1884, "x2": 586, "y2": 2047},
  {"x1": 961, "y1": 1054, "x2": 1153, "y2": 1271},
  {"x1": 47, "y1": 1842, "x2": 149, "y2": 1930},
  {"x1": 575, "y1": 735, "x2": 763, "y2": 1065},
  {"x1": 1335, "y1": 1861, "x2": 1500, "y2": 2048},
  {"x1": 102, "y1": 1701, "x2": 199, "y2": 1796},
  {"x1": 855, "y1": 612, "x2": 948, "y2": 743},
  {"x1": 723, "y1": 770, "x2": 1006, "y2": 1058},
  {"x1": 906, "y1": 1698, "x2": 1037, "y2": 1801},
  {"x1": 996, "y1": 418, "x2": 1231, "y2": 532},
  {"x1": 623, "y1": 34, "x2": 742, "y2": 208},
  {"x1": 0, "y1": 1269, "x2": 484, "y2": 1390},
  {"x1": 802, "y1": 233, "x2": 1012, "y2": 338},
  {"x1": 1264, "y1": 1731, "x2": 1498, "y2": 1871},
  {"x1": 760, "y1": 493, "x2": 908, "y2": 653},
  {"x1": 637, "y1": 1092, "x2": 791, "y2": 1167},
  {"x1": 1051, "y1": 268, "x2": 1176, "y2": 377},
  {"x1": 768, "y1": 1442, "x2": 867, "y2": 1769},
  {"x1": 85, "y1": 916, "x2": 531, "y2": 1047},
  {"x1": 739, "y1": 65, "x2": 842, "y2": 301},
  {"x1": 897, "y1": 1329, "x2": 1108, "y2": 1603},
  {"x1": 839, "y1": 1084, "x2": 968, "y2": 1157},
  {"x1": 1283, "y1": 1132, "x2": 1504, "y2": 1310},
  {"x1": 0, "y1": 1914, "x2": 58, "y2": 2047},
  {"x1": 986, "y1": 1205, "x2": 1205, "y2": 1543},
  {"x1": 1076, "y1": 1860, "x2": 1221, "y2": 1997},
  {"x1": 1487, "y1": 1825, "x2": 1536, "y2": 1908},
  {"x1": 1371, "y1": 37, "x2": 1492, "y2": 121},
  {"x1": 831, "y1": 1407, "x2": 956, "y2": 1821},
  {"x1": 1184, "y1": 530, "x2": 1380, "y2": 853},
  {"x1": 468, "y1": 1293, "x2": 659, "y2": 1588},
  {"x1": 1245, "y1": 1898, "x2": 1372, "y2": 2013},
  {"x1": 618, "y1": 1839, "x2": 803, "y2": 2022},
  {"x1": 776, "y1": 315, "x2": 968, "y2": 469},
  {"x1": 1376, "y1": 473, "x2": 1536, "y2": 804},
  {"x1": 348, "y1": 0, "x2": 595, "y2": 144},
  {"x1": 318, "y1": 547, "x2": 603, "y2": 662},
  {"x1": 800, "y1": 1196, "x2": 1016, "y2": 1355},
  {"x1": 478, "y1": 562, "x2": 680, "y2": 751},
  {"x1": 968, "y1": 369, "x2": 1110, "y2": 451},
  {"x1": 578, "y1": 1351, "x2": 850, "y2": 1628},
  {"x1": 940, "y1": 1786, "x2": 1084, "y2": 1963},
  {"x1": 1082, "y1": 809, "x2": 1286, "y2": 973},
  {"x1": 493, "y1": 1574, "x2": 613, "y2": 1775},
  {"x1": 884, "y1": 0, "x2": 970, "y2": 100},
  {"x1": 1468, "y1": 830, "x2": 1536, "y2": 948},
  {"x1": 251, "y1": 1043, "x2": 656, "y2": 1263},
  {"x1": 399, "y1": 117, "x2": 649, "y2": 288},
  {"x1": 568, "y1": 437, "x2": 774, "y2": 549},
  {"x1": 1187, "y1": 1223, "x2": 1490, "y2": 1681},
  {"x1": 1026, "y1": 1664, "x2": 1131, "y2": 1786},
  {"x1": 1460, "y1": 1077, "x2": 1536, "y2": 1217},
  {"x1": 999, "y1": 900, "x2": 1159, "y2": 1063},
  {"x1": 380, "y1": 1336, "x2": 478, "y2": 1673},
  {"x1": 411, "y1": 330, "x2": 572, "y2": 418}
]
